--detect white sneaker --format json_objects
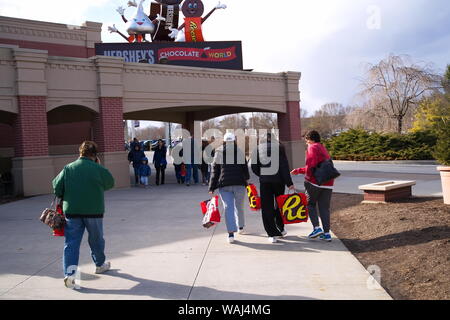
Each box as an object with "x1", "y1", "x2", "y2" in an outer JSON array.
[
  {"x1": 268, "y1": 237, "x2": 278, "y2": 243},
  {"x1": 95, "y1": 261, "x2": 111, "y2": 274},
  {"x1": 238, "y1": 228, "x2": 245, "y2": 235},
  {"x1": 64, "y1": 276, "x2": 76, "y2": 289},
  {"x1": 228, "y1": 237, "x2": 235, "y2": 244},
  {"x1": 281, "y1": 230, "x2": 287, "y2": 237}
]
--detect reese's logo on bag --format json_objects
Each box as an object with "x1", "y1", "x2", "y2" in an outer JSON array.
[{"x1": 276, "y1": 193, "x2": 308, "y2": 224}]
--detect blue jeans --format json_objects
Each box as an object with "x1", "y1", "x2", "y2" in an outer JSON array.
[
  {"x1": 219, "y1": 186, "x2": 246, "y2": 233},
  {"x1": 185, "y1": 164, "x2": 199, "y2": 184},
  {"x1": 63, "y1": 217, "x2": 106, "y2": 276}
]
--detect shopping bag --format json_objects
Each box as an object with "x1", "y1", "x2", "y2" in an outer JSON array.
[
  {"x1": 53, "y1": 203, "x2": 65, "y2": 237},
  {"x1": 201, "y1": 195, "x2": 221, "y2": 229},
  {"x1": 180, "y1": 163, "x2": 187, "y2": 177},
  {"x1": 246, "y1": 184, "x2": 261, "y2": 212},
  {"x1": 276, "y1": 192, "x2": 308, "y2": 224}
]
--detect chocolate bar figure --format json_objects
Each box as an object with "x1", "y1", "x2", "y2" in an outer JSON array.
[{"x1": 150, "y1": 0, "x2": 183, "y2": 41}]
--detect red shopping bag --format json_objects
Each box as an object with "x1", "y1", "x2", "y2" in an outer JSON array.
[
  {"x1": 180, "y1": 163, "x2": 187, "y2": 177},
  {"x1": 201, "y1": 195, "x2": 221, "y2": 229},
  {"x1": 276, "y1": 192, "x2": 309, "y2": 225},
  {"x1": 53, "y1": 203, "x2": 65, "y2": 237},
  {"x1": 246, "y1": 184, "x2": 261, "y2": 212}
]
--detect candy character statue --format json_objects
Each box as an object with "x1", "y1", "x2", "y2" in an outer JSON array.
[
  {"x1": 108, "y1": 0, "x2": 166, "y2": 42},
  {"x1": 169, "y1": 0, "x2": 227, "y2": 42},
  {"x1": 150, "y1": 0, "x2": 183, "y2": 41}
]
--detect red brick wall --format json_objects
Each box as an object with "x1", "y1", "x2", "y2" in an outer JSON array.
[
  {"x1": 0, "y1": 123, "x2": 14, "y2": 148},
  {"x1": 13, "y1": 96, "x2": 48, "y2": 157},
  {"x1": 48, "y1": 121, "x2": 92, "y2": 146},
  {"x1": 0, "y1": 38, "x2": 94, "y2": 58},
  {"x1": 93, "y1": 97, "x2": 124, "y2": 152},
  {"x1": 278, "y1": 101, "x2": 302, "y2": 141}
]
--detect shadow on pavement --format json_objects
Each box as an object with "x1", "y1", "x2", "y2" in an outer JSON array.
[
  {"x1": 79, "y1": 269, "x2": 316, "y2": 300},
  {"x1": 232, "y1": 235, "x2": 347, "y2": 252}
]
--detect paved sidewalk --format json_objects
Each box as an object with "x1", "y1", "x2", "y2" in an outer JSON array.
[{"x1": 0, "y1": 176, "x2": 391, "y2": 300}]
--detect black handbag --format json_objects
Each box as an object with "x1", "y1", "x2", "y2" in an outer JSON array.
[{"x1": 313, "y1": 159, "x2": 341, "y2": 185}]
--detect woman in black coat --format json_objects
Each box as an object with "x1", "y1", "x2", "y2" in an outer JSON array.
[
  {"x1": 209, "y1": 133, "x2": 250, "y2": 244},
  {"x1": 251, "y1": 133, "x2": 295, "y2": 243}
]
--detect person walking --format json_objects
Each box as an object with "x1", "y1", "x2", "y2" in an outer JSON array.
[
  {"x1": 209, "y1": 132, "x2": 249, "y2": 243},
  {"x1": 200, "y1": 139, "x2": 210, "y2": 186},
  {"x1": 52, "y1": 141, "x2": 114, "y2": 289},
  {"x1": 251, "y1": 133, "x2": 295, "y2": 243},
  {"x1": 183, "y1": 136, "x2": 200, "y2": 186},
  {"x1": 138, "y1": 157, "x2": 151, "y2": 188},
  {"x1": 153, "y1": 139, "x2": 167, "y2": 185},
  {"x1": 128, "y1": 143, "x2": 146, "y2": 186},
  {"x1": 291, "y1": 130, "x2": 335, "y2": 242}
]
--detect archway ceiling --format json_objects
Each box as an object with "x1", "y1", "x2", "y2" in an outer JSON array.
[{"x1": 123, "y1": 105, "x2": 276, "y2": 122}]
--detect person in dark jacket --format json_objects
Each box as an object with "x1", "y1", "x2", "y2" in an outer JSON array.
[
  {"x1": 128, "y1": 143, "x2": 146, "y2": 186},
  {"x1": 53, "y1": 141, "x2": 114, "y2": 289},
  {"x1": 209, "y1": 132, "x2": 250, "y2": 244},
  {"x1": 251, "y1": 133, "x2": 295, "y2": 243},
  {"x1": 153, "y1": 139, "x2": 167, "y2": 185}
]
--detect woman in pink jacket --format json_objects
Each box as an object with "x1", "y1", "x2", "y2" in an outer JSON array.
[{"x1": 291, "y1": 130, "x2": 334, "y2": 242}]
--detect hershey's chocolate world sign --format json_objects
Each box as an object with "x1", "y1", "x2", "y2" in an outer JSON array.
[{"x1": 95, "y1": 41, "x2": 243, "y2": 70}]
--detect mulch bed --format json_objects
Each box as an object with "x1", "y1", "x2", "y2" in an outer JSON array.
[{"x1": 330, "y1": 193, "x2": 450, "y2": 300}]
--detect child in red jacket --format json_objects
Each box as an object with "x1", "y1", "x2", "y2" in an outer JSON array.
[{"x1": 291, "y1": 130, "x2": 334, "y2": 242}]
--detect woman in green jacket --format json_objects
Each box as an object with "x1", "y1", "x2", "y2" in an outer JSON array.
[{"x1": 53, "y1": 141, "x2": 115, "y2": 289}]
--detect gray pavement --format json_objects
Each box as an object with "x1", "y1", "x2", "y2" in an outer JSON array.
[
  {"x1": 0, "y1": 168, "x2": 391, "y2": 300},
  {"x1": 321, "y1": 161, "x2": 442, "y2": 197}
]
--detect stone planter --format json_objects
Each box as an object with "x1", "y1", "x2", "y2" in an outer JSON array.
[{"x1": 437, "y1": 166, "x2": 450, "y2": 205}]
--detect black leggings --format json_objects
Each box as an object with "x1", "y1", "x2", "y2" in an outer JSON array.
[
  {"x1": 304, "y1": 182, "x2": 333, "y2": 233},
  {"x1": 155, "y1": 165, "x2": 166, "y2": 185},
  {"x1": 260, "y1": 182, "x2": 286, "y2": 237}
]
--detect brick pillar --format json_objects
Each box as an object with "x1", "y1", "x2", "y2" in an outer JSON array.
[
  {"x1": 13, "y1": 96, "x2": 49, "y2": 157},
  {"x1": 278, "y1": 101, "x2": 305, "y2": 169},
  {"x1": 278, "y1": 101, "x2": 302, "y2": 142},
  {"x1": 93, "y1": 97, "x2": 129, "y2": 189},
  {"x1": 93, "y1": 97, "x2": 124, "y2": 152}
]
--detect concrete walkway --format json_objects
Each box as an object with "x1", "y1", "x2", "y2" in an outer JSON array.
[{"x1": 0, "y1": 172, "x2": 391, "y2": 300}]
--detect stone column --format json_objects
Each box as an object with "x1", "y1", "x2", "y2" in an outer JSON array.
[
  {"x1": 278, "y1": 72, "x2": 305, "y2": 169},
  {"x1": 11, "y1": 48, "x2": 55, "y2": 196},
  {"x1": 182, "y1": 112, "x2": 202, "y2": 138},
  {"x1": 93, "y1": 56, "x2": 130, "y2": 188},
  {"x1": 82, "y1": 21, "x2": 102, "y2": 58}
]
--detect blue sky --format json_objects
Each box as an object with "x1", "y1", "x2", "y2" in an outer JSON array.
[{"x1": 1, "y1": 0, "x2": 449, "y2": 115}]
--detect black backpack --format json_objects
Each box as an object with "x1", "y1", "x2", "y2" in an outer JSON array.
[{"x1": 313, "y1": 159, "x2": 341, "y2": 185}]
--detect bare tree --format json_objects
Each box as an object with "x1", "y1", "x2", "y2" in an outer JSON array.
[
  {"x1": 359, "y1": 54, "x2": 441, "y2": 133},
  {"x1": 304, "y1": 103, "x2": 352, "y2": 137},
  {"x1": 135, "y1": 125, "x2": 165, "y2": 140},
  {"x1": 250, "y1": 112, "x2": 277, "y2": 130}
]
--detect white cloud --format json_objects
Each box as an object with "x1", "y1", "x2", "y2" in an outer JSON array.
[
  {"x1": 0, "y1": 0, "x2": 111, "y2": 25},
  {"x1": 1, "y1": 0, "x2": 448, "y2": 114}
]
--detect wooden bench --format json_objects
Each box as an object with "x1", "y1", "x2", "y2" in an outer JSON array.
[{"x1": 359, "y1": 180, "x2": 416, "y2": 203}]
